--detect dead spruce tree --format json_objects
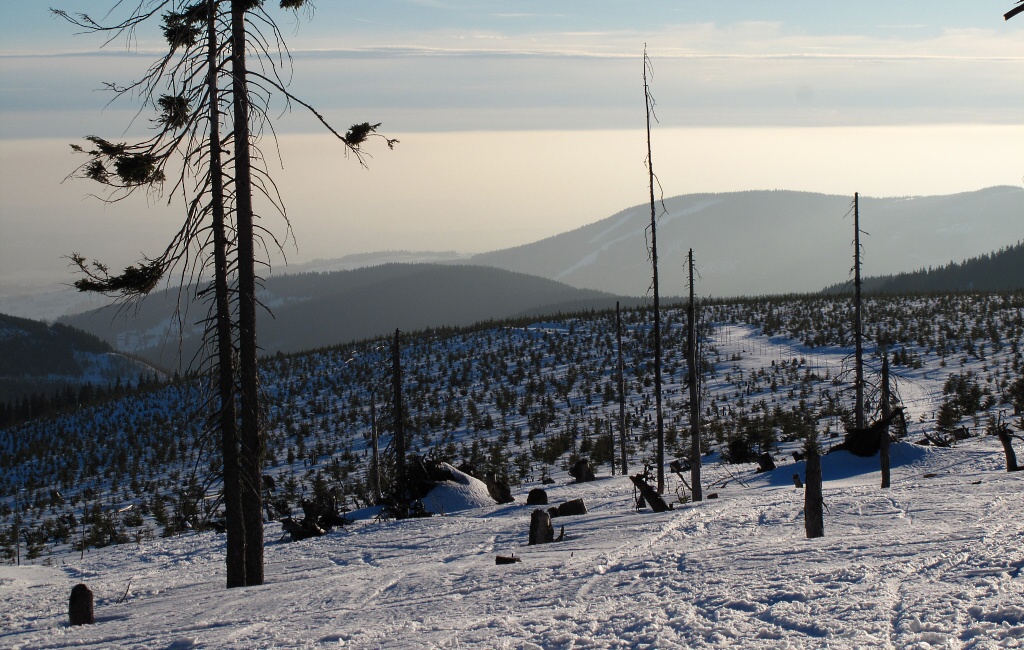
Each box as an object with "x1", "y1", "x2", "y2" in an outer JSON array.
[
  {"x1": 57, "y1": 0, "x2": 394, "y2": 587},
  {"x1": 686, "y1": 248, "x2": 702, "y2": 502},
  {"x1": 643, "y1": 46, "x2": 667, "y2": 493}
]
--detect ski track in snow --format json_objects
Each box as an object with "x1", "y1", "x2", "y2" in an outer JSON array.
[{"x1": 3, "y1": 439, "x2": 1023, "y2": 649}]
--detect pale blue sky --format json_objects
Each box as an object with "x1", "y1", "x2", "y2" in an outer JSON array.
[
  {"x1": 1, "y1": 1, "x2": 1022, "y2": 298},
  {"x1": 2, "y1": 1, "x2": 1021, "y2": 135}
]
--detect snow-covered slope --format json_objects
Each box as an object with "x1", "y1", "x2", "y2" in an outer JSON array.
[
  {"x1": 2, "y1": 437, "x2": 1021, "y2": 649},
  {"x1": 4, "y1": 291, "x2": 1024, "y2": 648},
  {"x1": 470, "y1": 186, "x2": 1024, "y2": 298}
]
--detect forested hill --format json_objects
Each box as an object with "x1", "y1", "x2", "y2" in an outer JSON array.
[
  {"x1": 822, "y1": 240, "x2": 1024, "y2": 295},
  {"x1": 62, "y1": 263, "x2": 636, "y2": 369},
  {"x1": 0, "y1": 312, "x2": 158, "y2": 407},
  {"x1": 0, "y1": 313, "x2": 111, "y2": 375}
]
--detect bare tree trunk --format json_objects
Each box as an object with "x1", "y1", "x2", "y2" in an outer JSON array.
[
  {"x1": 880, "y1": 352, "x2": 891, "y2": 489},
  {"x1": 209, "y1": 0, "x2": 245, "y2": 589},
  {"x1": 997, "y1": 426, "x2": 1020, "y2": 472},
  {"x1": 617, "y1": 302, "x2": 628, "y2": 476},
  {"x1": 687, "y1": 249, "x2": 702, "y2": 502},
  {"x1": 643, "y1": 47, "x2": 665, "y2": 494},
  {"x1": 231, "y1": 0, "x2": 264, "y2": 587},
  {"x1": 392, "y1": 328, "x2": 407, "y2": 510},
  {"x1": 853, "y1": 192, "x2": 865, "y2": 431},
  {"x1": 804, "y1": 435, "x2": 824, "y2": 539},
  {"x1": 370, "y1": 388, "x2": 381, "y2": 503}
]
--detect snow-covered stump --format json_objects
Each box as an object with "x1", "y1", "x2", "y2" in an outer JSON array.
[
  {"x1": 69, "y1": 583, "x2": 94, "y2": 626},
  {"x1": 804, "y1": 439, "x2": 824, "y2": 539},
  {"x1": 528, "y1": 509, "x2": 554, "y2": 545}
]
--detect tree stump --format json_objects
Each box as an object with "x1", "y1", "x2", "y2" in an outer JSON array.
[
  {"x1": 484, "y1": 472, "x2": 515, "y2": 504},
  {"x1": 996, "y1": 425, "x2": 1021, "y2": 472},
  {"x1": 548, "y1": 498, "x2": 587, "y2": 518},
  {"x1": 526, "y1": 488, "x2": 548, "y2": 505},
  {"x1": 792, "y1": 473, "x2": 803, "y2": 489},
  {"x1": 528, "y1": 509, "x2": 554, "y2": 545},
  {"x1": 69, "y1": 583, "x2": 95, "y2": 626},
  {"x1": 569, "y1": 459, "x2": 596, "y2": 483},
  {"x1": 756, "y1": 452, "x2": 776, "y2": 473},
  {"x1": 804, "y1": 442, "x2": 824, "y2": 539}
]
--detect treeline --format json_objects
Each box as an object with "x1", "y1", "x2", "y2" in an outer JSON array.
[
  {"x1": 0, "y1": 373, "x2": 165, "y2": 429},
  {"x1": 824, "y1": 241, "x2": 1024, "y2": 295},
  {"x1": 0, "y1": 313, "x2": 112, "y2": 378}
]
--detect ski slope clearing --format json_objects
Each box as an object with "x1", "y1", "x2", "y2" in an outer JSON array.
[{"x1": 3, "y1": 438, "x2": 1022, "y2": 649}]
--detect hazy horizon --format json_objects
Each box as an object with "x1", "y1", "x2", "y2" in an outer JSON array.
[{"x1": 1, "y1": 1, "x2": 1022, "y2": 298}]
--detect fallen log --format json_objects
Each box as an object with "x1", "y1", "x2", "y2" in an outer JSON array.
[{"x1": 629, "y1": 474, "x2": 670, "y2": 513}]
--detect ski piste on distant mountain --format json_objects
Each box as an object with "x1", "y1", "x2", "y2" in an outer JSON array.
[
  {"x1": 61, "y1": 264, "x2": 639, "y2": 371},
  {"x1": 468, "y1": 186, "x2": 1024, "y2": 298}
]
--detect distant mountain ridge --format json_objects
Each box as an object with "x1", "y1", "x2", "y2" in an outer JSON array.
[
  {"x1": 469, "y1": 186, "x2": 1024, "y2": 298},
  {"x1": 62, "y1": 263, "x2": 636, "y2": 370}
]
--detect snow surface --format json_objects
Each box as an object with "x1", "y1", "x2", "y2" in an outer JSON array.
[{"x1": 3, "y1": 437, "x2": 1022, "y2": 649}]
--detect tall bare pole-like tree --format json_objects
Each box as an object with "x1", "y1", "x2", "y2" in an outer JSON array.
[
  {"x1": 880, "y1": 351, "x2": 891, "y2": 489},
  {"x1": 391, "y1": 328, "x2": 408, "y2": 511},
  {"x1": 617, "y1": 301, "x2": 628, "y2": 476},
  {"x1": 643, "y1": 46, "x2": 667, "y2": 493},
  {"x1": 228, "y1": 0, "x2": 265, "y2": 587},
  {"x1": 686, "y1": 249, "x2": 702, "y2": 502},
  {"x1": 204, "y1": 0, "x2": 244, "y2": 589},
  {"x1": 853, "y1": 193, "x2": 866, "y2": 431}
]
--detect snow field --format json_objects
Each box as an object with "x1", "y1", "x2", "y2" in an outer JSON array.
[{"x1": 2, "y1": 436, "x2": 1022, "y2": 649}]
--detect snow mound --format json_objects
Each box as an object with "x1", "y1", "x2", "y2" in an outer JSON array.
[
  {"x1": 754, "y1": 441, "x2": 932, "y2": 488},
  {"x1": 420, "y1": 464, "x2": 495, "y2": 514}
]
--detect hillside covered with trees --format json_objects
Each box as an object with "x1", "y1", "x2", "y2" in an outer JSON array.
[
  {"x1": 0, "y1": 313, "x2": 160, "y2": 422},
  {"x1": 3, "y1": 290, "x2": 1022, "y2": 561},
  {"x1": 824, "y1": 240, "x2": 1024, "y2": 295}
]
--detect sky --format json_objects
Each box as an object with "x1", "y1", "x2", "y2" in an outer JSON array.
[{"x1": 1, "y1": 1, "x2": 1022, "y2": 294}]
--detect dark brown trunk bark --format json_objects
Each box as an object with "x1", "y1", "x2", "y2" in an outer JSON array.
[
  {"x1": 644, "y1": 48, "x2": 665, "y2": 494},
  {"x1": 804, "y1": 439, "x2": 824, "y2": 539},
  {"x1": 617, "y1": 302, "x2": 628, "y2": 476},
  {"x1": 997, "y1": 427, "x2": 1020, "y2": 472},
  {"x1": 880, "y1": 353, "x2": 891, "y2": 489},
  {"x1": 231, "y1": 0, "x2": 264, "y2": 587},
  {"x1": 209, "y1": 0, "x2": 245, "y2": 589},
  {"x1": 392, "y1": 329, "x2": 407, "y2": 509},
  {"x1": 687, "y1": 249, "x2": 702, "y2": 502},
  {"x1": 854, "y1": 193, "x2": 865, "y2": 430}
]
